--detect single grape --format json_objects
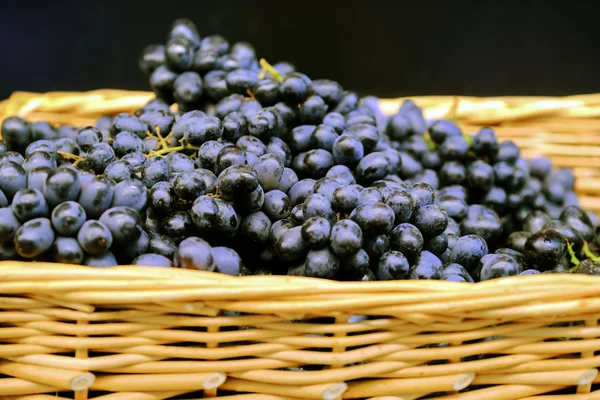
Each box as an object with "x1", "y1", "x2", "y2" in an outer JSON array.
[
  {"x1": 330, "y1": 219, "x2": 363, "y2": 258},
  {"x1": 77, "y1": 220, "x2": 113, "y2": 255},
  {"x1": 239, "y1": 211, "x2": 271, "y2": 244},
  {"x1": 110, "y1": 113, "x2": 148, "y2": 139},
  {"x1": 86, "y1": 142, "x2": 116, "y2": 172},
  {"x1": 99, "y1": 206, "x2": 143, "y2": 244},
  {"x1": 304, "y1": 248, "x2": 340, "y2": 279},
  {"x1": 111, "y1": 179, "x2": 148, "y2": 212},
  {"x1": 217, "y1": 164, "x2": 259, "y2": 197},
  {"x1": 0, "y1": 160, "x2": 27, "y2": 201},
  {"x1": 162, "y1": 210, "x2": 195, "y2": 242},
  {"x1": 185, "y1": 117, "x2": 223, "y2": 146},
  {"x1": 197, "y1": 141, "x2": 224, "y2": 171},
  {"x1": 78, "y1": 176, "x2": 115, "y2": 219},
  {"x1": 390, "y1": 223, "x2": 423, "y2": 260},
  {"x1": 410, "y1": 205, "x2": 449, "y2": 238},
  {"x1": 302, "y1": 193, "x2": 336, "y2": 225},
  {"x1": 13, "y1": 217, "x2": 55, "y2": 258},
  {"x1": 301, "y1": 216, "x2": 331, "y2": 248},
  {"x1": 350, "y1": 202, "x2": 396, "y2": 236},
  {"x1": 1, "y1": 116, "x2": 33, "y2": 153},
  {"x1": 23, "y1": 150, "x2": 57, "y2": 172},
  {"x1": 253, "y1": 154, "x2": 284, "y2": 191},
  {"x1": 148, "y1": 232, "x2": 177, "y2": 259},
  {"x1": 0, "y1": 207, "x2": 22, "y2": 244},
  {"x1": 43, "y1": 166, "x2": 81, "y2": 208},
  {"x1": 25, "y1": 139, "x2": 57, "y2": 157},
  {"x1": 275, "y1": 226, "x2": 307, "y2": 262},
  {"x1": 378, "y1": 251, "x2": 410, "y2": 280},
  {"x1": 276, "y1": 167, "x2": 299, "y2": 194},
  {"x1": 211, "y1": 247, "x2": 243, "y2": 276},
  {"x1": 139, "y1": 44, "x2": 166, "y2": 76},
  {"x1": 51, "y1": 201, "x2": 87, "y2": 236},
  {"x1": 326, "y1": 164, "x2": 355, "y2": 186},
  {"x1": 332, "y1": 184, "x2": 362, "y2": 214},
  {"x1": 132, "y1": 253, "x2": 173, "y2": 267},
  {"x1": 84, "y1": 251, "x2": 118, "y2": 268},
  {"x1": 174, "y1": 236, "x2": 214, "y2": 271},
  {"x1": 50, "y1": 237, "x2": 84, "y2": 264},
  {"x1": 449, "y1": 235, "x2": 489, "y2": 273},
  {"x1": 409, "y1": 252, "x2": 443, "y2": 280},
  {"x1": 103, "y1": 160, "x2": 134, "y2": 183},
  {"x1": 174, "y1": 71, "x2": 204, "y2": 106},
  {"x1": 1, "y1": 151, "x2": 25, "y2": 165},
  {"x1": 477, "y1": 254, "x2": 521, "y2": 281},
  {"x1": 11, "y1": 188, "x2": 49, "y2": 222},
  {"x1": 262, "y1": 190, "x2": 291, "y2": 221},
  {"x1": 173, "y1": 171, "x2": 207, "y2": 202}
]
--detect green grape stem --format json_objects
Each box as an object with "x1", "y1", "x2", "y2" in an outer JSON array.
[
  {"x1": 208, "y1": 186, "x2": 223, "y2": 199},
  {"x1": 422, "y1": 132, "x2": 473, "y2": 152},
  {"x1": 423, "y1": 133, "x2": 436, "y2": 151},
  {"x1": 148, "y1": 144, "x2": 200, "y2": 157},
  {"x1": 57, "y1": 151, "x2": 86, "y2": 167},
  {"x1": 143, "y1": 126, "x2": 200, "y2": 158},
  {"x1": 154, "y1": 126, "x2": 171, "y2": 150},
  {"x1": 583, "y1": 241, "x2": 600, "y2": 262},
  {"x1": 567, "y1": 241, "x2": 580, "y2": 273},
  {"x1": 569, "y1": 265, "x2": 579, "y2": 273},
  {"x1": 259, "y1": 58, "x2": 284, "y2": 82}
]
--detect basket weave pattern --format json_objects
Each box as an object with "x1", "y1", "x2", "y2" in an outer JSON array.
[
  {"x1": 1, "y1": 263, "x2": 600, "y2": 399},
  {"x1": 1, "y1": 91, "x2": 600, "y2": 399}
]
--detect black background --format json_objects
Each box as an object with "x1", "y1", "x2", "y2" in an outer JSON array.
[{"x1": 1, "y1": 0, "x2": 599, "y2": 100}]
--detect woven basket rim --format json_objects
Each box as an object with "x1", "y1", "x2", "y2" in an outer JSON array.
[{"x1": 3, "y1": 260, "x2": 600, "y2": 290}]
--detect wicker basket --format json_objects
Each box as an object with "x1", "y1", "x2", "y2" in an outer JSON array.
[{"x1": 1, "y1": 90, "x2": 600, "y2": 400}]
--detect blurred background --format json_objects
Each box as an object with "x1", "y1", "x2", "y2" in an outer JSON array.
[{"x1": 1, "y1": 0, "x2": 599, "y2": 100}]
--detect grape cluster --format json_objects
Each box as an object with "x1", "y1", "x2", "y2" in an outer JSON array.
[{"x1": 2, "y1": 18, "x2": 600, "y2": 280}]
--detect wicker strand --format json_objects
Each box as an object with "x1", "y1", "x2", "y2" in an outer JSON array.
[
  {"x1": 218, "y1": 378, "x2": 347, "y2": 400},
  {"x1": 0, "y1": 362, "x2": 95, "y2": 391},
  {"x1": 471, "y1": 369, "x2": 598, "y2": 386},
  {"x1": 521, "y1": 393, "x2": 600, "y2": 400},
  {"x1": 89, "y1": 372, "x2": 227, "y2": 391},
  {"x1": 0, "y1": 396, "x2": 74, "y2": 400},
  {"x1": 203, "y1": 325, "x2": 222, "y2": 398},
  {"x1": 178, "y1": 395, "x2": 309, "y2": 400},
  {"x1": 366, "y1": 396, "x2": 425, "y2": 400},
  {"x1": 431, "y1": 384, "x2": 567, "y2": 400},
  {"x1": 0, "y1": 378, "x2": 59, "y2": 396},
  {"x1": 6, "y1": 354, "x2": 161, "y2": 372},
  {"x1": 343, "y1": 373, "x2": 475, "y2": 398},
  {"x1": 74, "y1": 319, "x2": 90, "y2": 400},
  {"x1": 87, "y1": 392, "x2": 186, "y2": 400}
]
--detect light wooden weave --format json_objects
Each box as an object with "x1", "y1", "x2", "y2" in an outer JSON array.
[
  {"x1": 1, "y1": 90, "x2": 600, "y2": 399},
  {"x1": 0, "y1": 262, "x2": 600, "y2": 399}
]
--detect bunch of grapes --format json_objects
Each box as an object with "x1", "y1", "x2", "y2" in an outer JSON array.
[{"x1": 1, "y1": 18, "x2": 600, "y2": 281}]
